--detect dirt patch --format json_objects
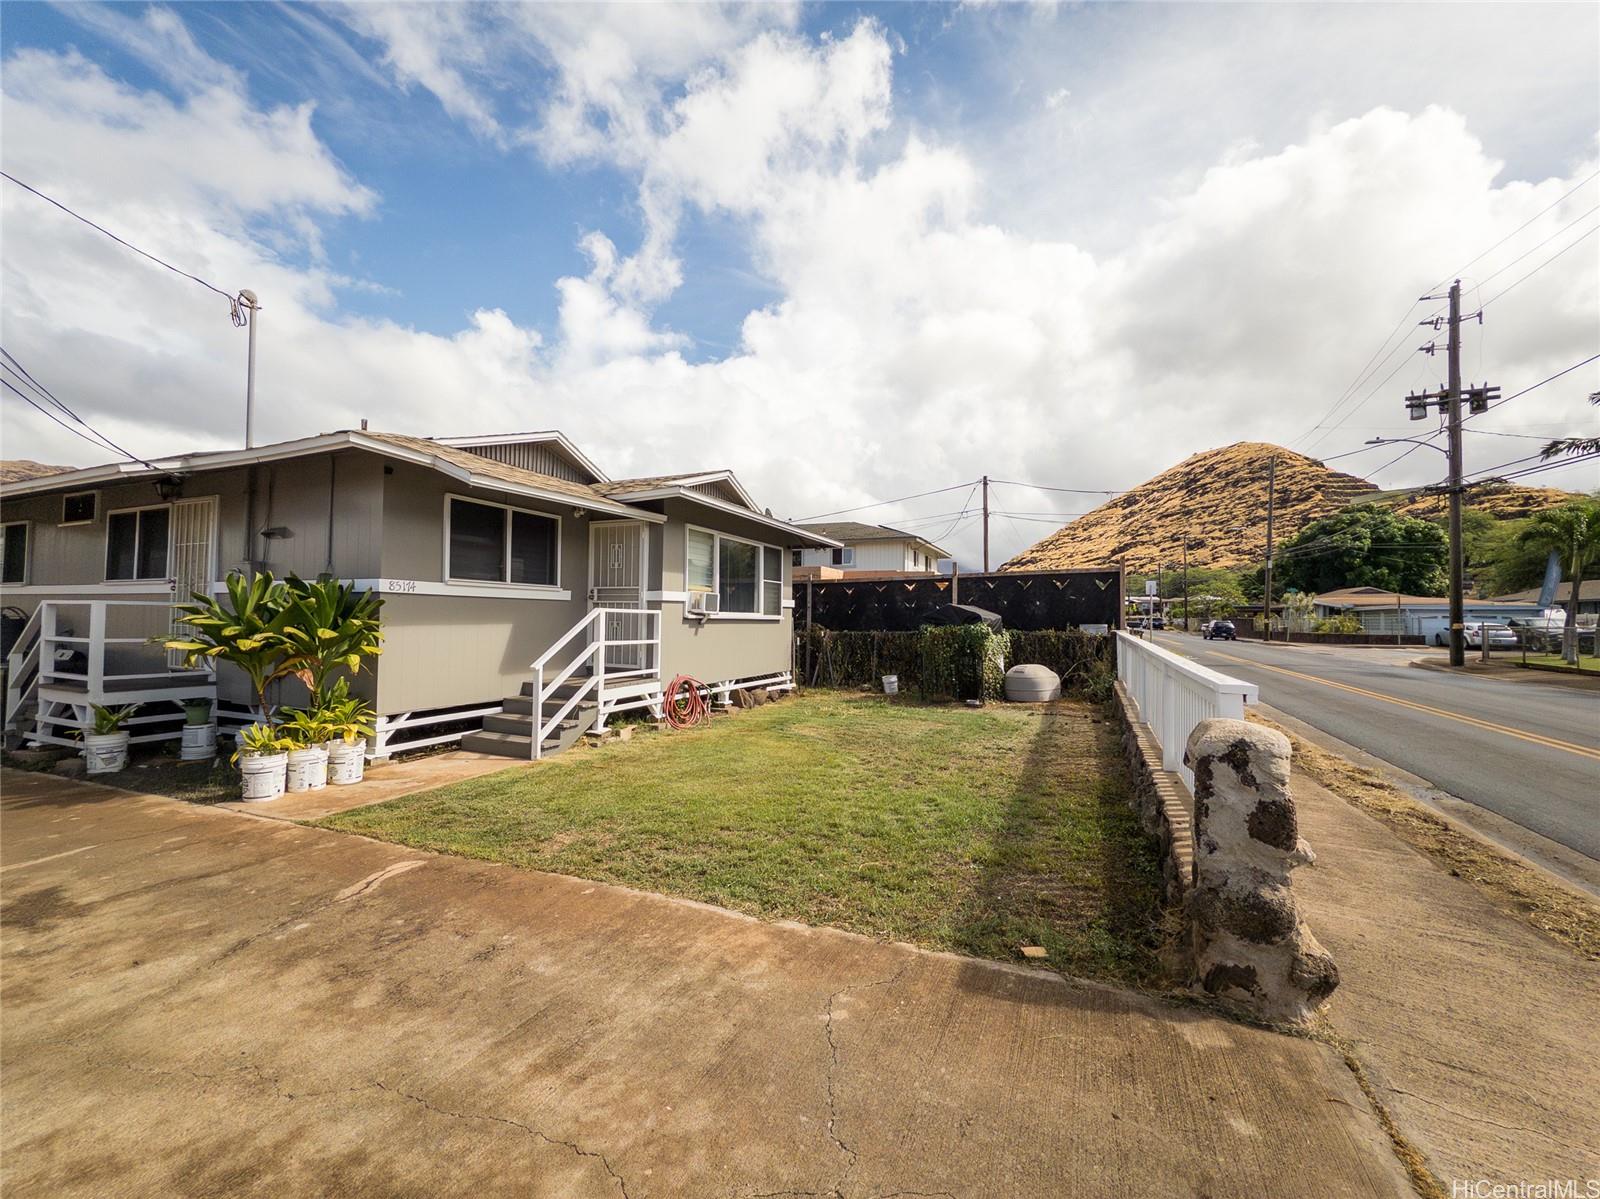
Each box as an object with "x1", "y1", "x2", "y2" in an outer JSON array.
[{"x1": 1251, "y1": 714, "x2": 1600, "y2": 960}]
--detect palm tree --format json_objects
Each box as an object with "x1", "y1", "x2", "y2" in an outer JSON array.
[{"x1": 1516, "y1": 500, "x2": 1600, "y2": 663}]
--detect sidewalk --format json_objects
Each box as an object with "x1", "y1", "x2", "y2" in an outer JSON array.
[
  {"x1": 0, "y1": 768, "x2": 1412, "y2": 1198},
  {"x1": 1410, "y1": 655, "x2": 1600, "y2": 691},
  {"x1": 1288, "y1": 769, "x2": 1600, "y2": 1186}
]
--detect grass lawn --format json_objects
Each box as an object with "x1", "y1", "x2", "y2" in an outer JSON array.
[
  {"x1": 1520, "y1": 651, "x2": 1598, "y2": 673},
  {"x1": 320, "y1": 691, "x2": 1169, "y2": 987}
]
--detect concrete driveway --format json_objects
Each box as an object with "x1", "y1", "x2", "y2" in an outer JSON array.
[{"x1": 1, "y1": 770, "x2": 1413, "y2": 1198}]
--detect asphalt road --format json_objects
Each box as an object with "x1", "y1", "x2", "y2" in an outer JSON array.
[{"x1": 1151, "y1": 632, "x2": 1600, "y2": 863}]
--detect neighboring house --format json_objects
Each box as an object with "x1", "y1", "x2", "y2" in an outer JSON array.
[
  {"x1": 792, "y1": 521, "x2": 950, "y2": 579},
  {"x1": 0, "y1": 429, "x2": 838, "y2": 759},
  {"x1": 1491, "y1": 580, "x2": 1600, "y2": 617},
  {"x1": 1311, "y1": 587, "x2": 1548, "y2": 638}
]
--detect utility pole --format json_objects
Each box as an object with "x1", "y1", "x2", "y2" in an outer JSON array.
[
  {"x1": 1262, "y1": 456, "x2": 1276, "y2": 642},
  {"x1": 981, "y1": 475, "x2": 990, "y2": 574},
  {"x1": 1402, "y1": 280, "x2": 1496, "y2": 669},
  {"x1": 1444, "y1": 280, "x2": 1465, "y2": 669},
  {"x1": 1182, "y1": 538, "x2": 1190, "y2": 635},
  {"x1": 239, "y1": 290, "x2": 260, "y2": 448}
]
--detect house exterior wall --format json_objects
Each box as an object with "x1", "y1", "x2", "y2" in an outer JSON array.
[
  {"x1": 0, "y1": 452, "x2": 386, "y2": 708},
  {"x1": 796, "y1": 538, "x2": 937, "y2": 574},
  {"x1": 656, "y1": 498, "x2": 793, "y2": 683},
  {"x1": 372, "y1": 460, "x2": 590, "y2": 712}
]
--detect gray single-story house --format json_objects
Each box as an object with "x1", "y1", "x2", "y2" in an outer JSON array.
[
  {"x1": 0, "y1": 429, "x2": 838, "y2": 759},
  {"x1": 1311, "y1": 586, "x2": 1549, "y2": 639}
]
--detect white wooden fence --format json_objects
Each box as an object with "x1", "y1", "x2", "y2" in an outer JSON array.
[{"x1": 1116, "y1": 631, "x2": 1259, "y2": 791}]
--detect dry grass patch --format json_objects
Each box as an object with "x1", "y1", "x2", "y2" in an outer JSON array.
[{"x1": 1252, "y1": 714, "x2": 1600, "y2": 960}]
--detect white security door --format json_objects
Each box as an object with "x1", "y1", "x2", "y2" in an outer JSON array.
[
  {"x1": 588, "y1": 522, "x2": 648, "y2": 673},
  {"x1": 168, "y1": 497, "x2": 217, "y2": 668}
]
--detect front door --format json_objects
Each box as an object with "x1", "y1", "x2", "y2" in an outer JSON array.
[
  {"x1": 168, "y1": 497, "x2": 217, "y2": 668},
  {"x1": 588, "y1": 522, "x2": 648, "y2": 673}
]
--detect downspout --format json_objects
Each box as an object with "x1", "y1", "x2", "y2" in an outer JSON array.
[{"x1": 325, "y1": 453, "x2": 337, "y2": 576}]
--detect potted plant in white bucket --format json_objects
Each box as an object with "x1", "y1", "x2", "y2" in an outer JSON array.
[
  {"x1": 180, "y1": 697, "x2": 217, "y2": 762},
  {"x1": 320, "y1": 678, "x2": 377, "y2": 786},
  {"x1": 83, "y1": 704, "x2": 139, "y2": 774},
  {"x1": 233, "y1": 723, "x2": 292, "y2": 801},
  {"x1": 280, "y1": 706, "x2": 335, "y2": 792}
]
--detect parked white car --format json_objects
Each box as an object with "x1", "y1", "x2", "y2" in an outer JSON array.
[{"x1": 1433, "y1": 622, "x2": 1517, "y2": 648}]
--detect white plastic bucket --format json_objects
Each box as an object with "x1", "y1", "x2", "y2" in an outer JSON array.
[
  {"x1": 180, "y1": 722, "x2": 217, "y2": 762},
  {"x1": 286, "y1": 745, "x2": 329, "y2": 792},
  {"x1": 83, "y1": 731, "x2": 130, "y2": 775},
  {"x1": 327, "y1": 739, "x2": 367, "y2": 786},
  {"x1": 239, "y1": 752, "x2": 288, "y2": 801},
  {"x1": 882, "y1": 674, "x2": 899, "y2": 695}
]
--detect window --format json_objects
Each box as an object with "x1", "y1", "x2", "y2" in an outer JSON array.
[
  {"x1": 62, "y1": 492, "x2": 96, "y2": 525},
  {"x1": 105, "y1": 506, "x2": 170, "y2": 580},
  {"x1": 831, "y1": 546, "x2": 855, "y2": 567},
  {"x1": 446, "y1": 497, "x2": 559, "y2": 586},
  {"x1": 686, "y1": 526, "x2": 783, "y2": 617},
  {"x1": 1, "y1": 522, "x2": 27, "y2": 584},
  {"x1": 687, "y1": 527, "x2": 715, "y2": 592}
]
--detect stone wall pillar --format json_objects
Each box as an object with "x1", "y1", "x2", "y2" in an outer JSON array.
[{"x1": 1183, "y1": 718, "x2": 1338, "y2": 1025}]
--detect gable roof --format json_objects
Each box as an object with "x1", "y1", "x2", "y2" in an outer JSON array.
[
  {"x1": 431, "y1": 431, "x2": 608, "y2": 483},
  {"x1": 594, "y1": 470, "x2": 756, "y2": 510},
  {"x1": 0, "y1": 430, "x2": 656, "y2": 521},
  {"x1": 795, "y1": 521, "x2": 951, "y2": 558}
]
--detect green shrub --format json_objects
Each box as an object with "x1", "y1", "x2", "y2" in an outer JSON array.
[
  {"x1": 1312, "y1": 614, "x2": 1364, "y2": 635},
  {"x1": 798, "y1": 625, "x2": 1112, "y2": 701}
]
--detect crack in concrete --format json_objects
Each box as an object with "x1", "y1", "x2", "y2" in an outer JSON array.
[
  {"x1": 372, "y1": 1081, "x2": 631, "y2": 1198},
  {"x1": 1384, "y1": 1087, "x2": 1591, "y2": 1155},
  {"x1": 821, "y1": 960, "x2": 912, "y2": 1199}
]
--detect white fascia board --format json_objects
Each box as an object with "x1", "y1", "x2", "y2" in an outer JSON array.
[{"x1": 608, "y1": 487, "x2": 842, "y2": 546}]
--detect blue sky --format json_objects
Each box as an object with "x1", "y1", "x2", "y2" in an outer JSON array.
[{"x1": 2, "y1": 3, "x2": 1596, "y2": 565}]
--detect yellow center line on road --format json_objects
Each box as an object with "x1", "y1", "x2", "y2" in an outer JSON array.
[{"x1": 1180, "y1": 642, "x2": 1600, "y2": 763}]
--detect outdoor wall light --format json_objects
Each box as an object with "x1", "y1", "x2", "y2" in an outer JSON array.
[
  {"x1": 154, "y1": 475, "x2": 186, "y2": 501},
  {"x1": 259, "y1": 526, "x2": 294, "y2": 540}
]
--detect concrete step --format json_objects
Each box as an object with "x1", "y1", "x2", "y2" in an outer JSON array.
[
  {"x1": 501, "y1": 694, "x2": 599, "y2": 717},
  {"x1": 482, "y1": 712, "x2": 578, "y2": 737},
  {"x1": 460, "y1": 730, "x2": 555, "y2": 758},
  {"x1": 518, "y1": 677, "x2": 593, "y2": 699}
]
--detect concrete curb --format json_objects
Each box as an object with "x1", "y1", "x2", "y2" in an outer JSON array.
[{"x1": 1408, "y1": 656, "x2": 1600, "y2": 690}]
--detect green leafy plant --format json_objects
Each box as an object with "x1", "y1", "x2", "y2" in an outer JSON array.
[
  {"x1": 1516, "y1": 499, "x2": 1600, "y2": 663},
  {"x1": 278, "y1": 574, "x2": 384, "y2": 702},
  {"x1": 316, "y1": 677, "x2": 377, "y2": 745},
  {"x1": 231, "y1": 722, "x2": 292, "y2": 763},
  {"x1": 164, "y1": 571, "x2": 298, "y2": 724},
  {"x1": 277, "y1": 706, "x2": 341, "y2": 750},
  {"x1": 182, "y1": 697, "x2": 214, "y2": 726},
  {"x1": 1312, "y1": 614, "x2": 1364, "y2": 635},
  {"x1": 89, "y1": 704, "x2": 140, "y2": 735}
]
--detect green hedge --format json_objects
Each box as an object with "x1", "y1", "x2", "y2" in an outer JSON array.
[{"x1": 797, "y1": 625, "x2": 1112, "y2": 701}]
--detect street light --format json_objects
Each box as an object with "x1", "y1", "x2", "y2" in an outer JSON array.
[{"x1": 1365, "y1": 436, "x2": 1447, "y2": 456}]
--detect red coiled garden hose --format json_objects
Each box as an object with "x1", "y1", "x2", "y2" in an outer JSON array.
[{"x1": 663, "y1": 674, "x2": 708, "y2": 729}]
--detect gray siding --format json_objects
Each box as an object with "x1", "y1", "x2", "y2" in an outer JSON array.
[
  {"x1": 454, "y1": 441, "x2": 590, "y2": 483},
  {"x1": 656, "y1": 498, "x2": 793, "y2": 684}
]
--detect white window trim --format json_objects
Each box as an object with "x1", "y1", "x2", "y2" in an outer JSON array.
[
  {"x1": 104, "y1": 502, "x2": 172, "y2": 582},
  {"x1": 684, "y1": 522, "x2": 784, "y2": 621},
  {"x1": 2, "y1": 520, "x2": 30, "y2": 585},
  {"x1": 443, "y1": 493, "x2": 563, "y2": 591},
  {"x1": 833, "y1": 546, "x2": 856, "y2": 567},
  {"x1": 60, "y1": 491, "x2": 98, "y2": 527}
]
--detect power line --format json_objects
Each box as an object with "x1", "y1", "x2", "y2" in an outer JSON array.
[
  {"x1": 1480, "y1": 225, "x2": 1598, "y2": 308},
  {"x1": 1475, "y1": 352, "x2": 1600, "y2": 415},
  {"x1": 1, "y1": 348, "x2": 158, "y2": 467},
  {"x1": 1429, "y1": 168, "x2": 1600, "y2": 289},
  {"x1": 987, "y1": 478, "x2": 1123, "y2": 495},
  {"x1": 1471, "y1": 204, "x2": 1599, "y2": 288},
  {"x1": 3, "y1": 379, "x2": 155, "y2": 468},
  {"x1": 796, "y1": 480, "x2": 977, "y2": 522},
  {"x1": 2, "y1": 170, "x2": 248, "y2": 324}
]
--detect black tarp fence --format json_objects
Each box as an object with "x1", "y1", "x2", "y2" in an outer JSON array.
[{"x1": 792, "y1": 568, "x2": 1124, "y2": 633}]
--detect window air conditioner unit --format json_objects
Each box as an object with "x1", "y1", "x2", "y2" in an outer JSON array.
[{"x1": 688, "y1": 591, "x2": 720, "y2": 615}]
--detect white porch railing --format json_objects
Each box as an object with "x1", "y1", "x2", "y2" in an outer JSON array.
[
  {"x1": 529, "y1": 608, "x2": 662, "y2": 759},
  {"x1": 5, "y1": 599, "x2": 215, "y2": 747},
  {"x1": 1116, "y1": 631, "x2": 1258, "y2": 791}
]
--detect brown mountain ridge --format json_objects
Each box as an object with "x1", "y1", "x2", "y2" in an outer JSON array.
[{"x1": 1001, "y1": 442, "x2": 1576, "y2": 575}]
